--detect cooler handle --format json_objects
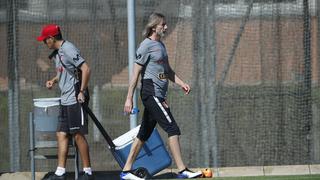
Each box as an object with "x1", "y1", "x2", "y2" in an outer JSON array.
[{"x1": 82, "y1": 105, "x2": 116, "y2": 149}]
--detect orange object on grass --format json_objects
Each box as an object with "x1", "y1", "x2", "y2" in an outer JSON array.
[{"x1": 201, "y1": 168, "x2": 213, "y2": 178}]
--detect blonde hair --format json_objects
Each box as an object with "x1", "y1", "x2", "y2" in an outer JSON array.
[{"x1": 143, "y1": 12, "x2": 165, "y2": 38}]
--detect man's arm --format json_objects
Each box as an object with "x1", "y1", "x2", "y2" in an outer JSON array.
[
  {"x1": 124, "y1": 63, "x2": 143, "y2": 113},
  {"x1": 168, "y1": 65, "x2": 191, "y2": 94},
  {"x1": 77, "y1": 62, "x2": 90, "y2": 103},
  {"x1": 79, "y1": 62, "x2": 90, "y2": 92},
  {"x1": 46, "y1": 74, "x2": 59, "y2": 89}
]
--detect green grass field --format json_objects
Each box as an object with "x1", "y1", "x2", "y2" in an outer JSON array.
[
  {"x1": 152, "y1": 171, "x2": 320, "y2": 180},
  {"x1": 189, "y1": 175, "x2": 320, "y2": 180}
]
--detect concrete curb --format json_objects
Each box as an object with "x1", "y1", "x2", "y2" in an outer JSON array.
[{"x1": 184, "y1": 164, "x2": 320, "y2": 177}]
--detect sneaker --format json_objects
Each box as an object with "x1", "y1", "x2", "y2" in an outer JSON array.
[
  {"x1": 120, "y1": 171, "x2": 145, "y2": 180},
  {"x1": 78, "y1": 172, "x2": 94, "y2": 180},
  {"x1": 177, "y1": 168, "x2": 202, "y2": 179},
  {"x1": 42, "y1": 173, "x2": 66, "y2": 180}
]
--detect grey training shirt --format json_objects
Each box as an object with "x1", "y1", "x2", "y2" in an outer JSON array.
[
  {"x1": 135, "y1": 38, "x2": 169, "y2": 99},
  {"x1": 53, "y1": 40, "x2": 85, "y2": 105}
]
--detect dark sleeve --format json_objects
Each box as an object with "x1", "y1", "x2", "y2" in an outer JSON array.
[
  {"x1": 63, "y1": 45, "x2": 85, "y2": 68},
  {"x1": 134, "y1": 45, "x2": 149, "y2": 66}
]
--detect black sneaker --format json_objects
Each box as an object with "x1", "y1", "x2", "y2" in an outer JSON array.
[
  {"x1": 42, "y1": 173, "x2": 66, "y2": 180},
  {"x1": 78, "y1": 172, "x2": 94, "y2": 180}
]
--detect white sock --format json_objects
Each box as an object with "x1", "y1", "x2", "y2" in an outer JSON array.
[
  {"x1": 83, "y1": 167, "x2": 92, "y2": 175},
  {"x1": 55, "y1": 166, "x2": 66, "y2": 176}
]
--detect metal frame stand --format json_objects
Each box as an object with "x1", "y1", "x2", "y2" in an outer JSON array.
[{"x1": 29, "y1": 112, "x2": 79, "y2": 180}]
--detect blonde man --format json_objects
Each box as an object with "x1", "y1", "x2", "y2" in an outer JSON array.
[{"x1": 121, "y1": 13, "x2": 202, "y2": 180}]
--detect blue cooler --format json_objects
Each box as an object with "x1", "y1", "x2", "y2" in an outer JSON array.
[{"x1": 112, "y1": 125, "x2": 172, "y2": 175}]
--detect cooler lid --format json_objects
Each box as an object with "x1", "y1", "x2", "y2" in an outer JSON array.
[
  {"x1": 113, "y1": 125, "x2": 141, "y2": 149},
  {"x1": 33, "y1": 97, "x2": 61, "y2": 108}
]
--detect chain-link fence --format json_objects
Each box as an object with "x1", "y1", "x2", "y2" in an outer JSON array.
[{"x1": 1, "y1": 0, "x2": 320, "y2": 173}]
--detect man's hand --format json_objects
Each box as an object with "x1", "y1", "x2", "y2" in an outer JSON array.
[
  {"x1": 181, "y1": 83, "x2": 191, "y2": 95},
  {"x1": 46, "y1": 80, "x2": 55, "y2": 89},
  {"x1": 124, "y1": 98, "x2": 133, "y2": 114},
  {"x1": 77, "y1": 92, "x2": 85, "y2": 103}
]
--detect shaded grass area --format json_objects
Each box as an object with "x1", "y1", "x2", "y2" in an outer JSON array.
[{"x1": 0, "y1": 91, "x2": 9, "y2": 171}]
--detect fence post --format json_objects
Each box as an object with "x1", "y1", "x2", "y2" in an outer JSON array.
[
  {"x1": 127, "y1": 0, "x2": 138, "y2": 129},
  {"x1": 7, "y1": 0, "x2": 20, "y2": 171}
]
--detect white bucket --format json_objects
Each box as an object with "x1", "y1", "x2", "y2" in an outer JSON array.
[
  {"x1": 33, "y1": 97, "x2": 61, "y2": 108},
  {"x1": 33, "y1": 98, "x2": 61, "y2": 132}
]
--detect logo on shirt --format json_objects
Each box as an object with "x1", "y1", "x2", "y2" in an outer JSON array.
[
  {"x1": 158, "y1": 73, "x2": 168, "y2": 79},
  {"x1": 73, "y1": 54, "x2": 80, "y2": 62},
  {"x1": 136, "y1": 54, "x2": 142, "y2": 59}
]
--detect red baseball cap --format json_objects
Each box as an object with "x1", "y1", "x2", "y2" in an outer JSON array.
[{"x1": 37, "y1": 24, "x2": 61, "y2": 41}]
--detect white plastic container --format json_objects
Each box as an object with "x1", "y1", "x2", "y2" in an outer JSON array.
[{"x1": 33, "y1": 98, "x2": 61, "y2": 147}]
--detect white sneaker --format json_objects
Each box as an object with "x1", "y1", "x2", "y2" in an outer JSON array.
[
  {"x1": 177, "y1": 168, "x2": 202, "y2": 179},
  {"x1": 120, "y1": 171, "x2": 145, "y2": 180}
]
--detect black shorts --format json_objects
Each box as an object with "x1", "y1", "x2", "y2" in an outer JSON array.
[
  {"x1": 57, "y1": 103, "x2": 88, "y2": 135},
  {"x1": 137, "y1": 95, "x2": 181, "y2": 141}
]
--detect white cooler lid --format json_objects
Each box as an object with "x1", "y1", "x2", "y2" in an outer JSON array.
[
  {"x1": 113, "y1": 125, "x2": 141, "y2": 149},
  {"x1": 33, "y1": 97, "x2": 61, "y2": 108}
]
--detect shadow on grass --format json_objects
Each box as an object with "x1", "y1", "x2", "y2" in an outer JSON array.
[
  {"x1": 41, "y1": 171, "x2": 179, "y2": 179},
  {"x1": 152, "y1": 172, "x2": 178, "y2": 179}
]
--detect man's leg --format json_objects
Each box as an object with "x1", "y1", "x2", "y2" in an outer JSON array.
[
  {"x1": 168, "y1": 135, "x2": 186, "y2": 171},
  {"x1": 123, "y1": 138, "x2": 144, "y2": 171},
  {"x1": 168, "y1": 135, "x2": 202, "y2": 178},
  {"x1": 42, "y1": 132, "x2": 68, "y2": 179},
  {"x1": 120, "y1": 138, "x2": 146, "y2": 180},
  {"x1": 142, "y1": 97, "x2": 185, "y2": 171},
  {"x1": 57, "y1": 131, "x2": 69, "y2": 168},
  {"x1": 74, "y1": 132, "x2": 91, "y2": 168},
  {"x1": 43, "y1": 105, "x2": 69, "y2": 179},
  {"x1": 145, "y1": 97, "x2": 202, "y2": 179},
  {"x1": 66, "y1": 103, "x2": 94, "y2": 179},
  {"x1": 123, "y1": 106, "x2": 155, "y2": 171}
]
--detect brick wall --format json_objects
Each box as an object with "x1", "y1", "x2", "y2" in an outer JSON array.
[{"x1": 1, "y1": 17, "x2": 319, "y2": 90}]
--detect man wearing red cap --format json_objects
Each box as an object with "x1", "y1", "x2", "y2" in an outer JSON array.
[{"x1": 37, "y1": 24, "x2": 93, "y2": 180}]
